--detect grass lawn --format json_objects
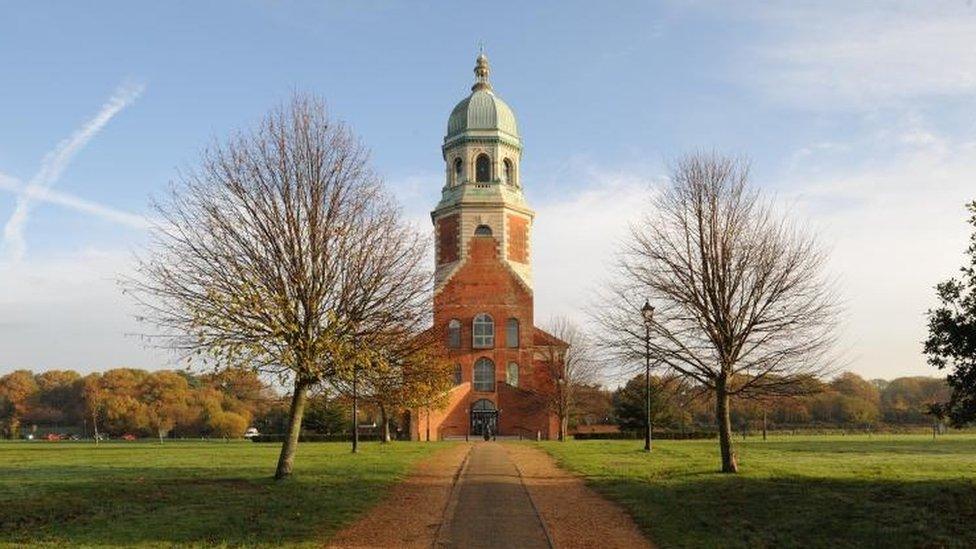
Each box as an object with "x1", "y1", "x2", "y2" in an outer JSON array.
[
  {"x1": 538, "y1": 435, "x2": 976, "y2": 548},
  {"x1": 0, "y1": 440, "x2": 447, "y2": 547}
]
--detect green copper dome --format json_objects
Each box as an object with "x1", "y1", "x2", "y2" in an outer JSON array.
[{"x1": 445, "y1": 54, "x2": 520, "y2": 143}]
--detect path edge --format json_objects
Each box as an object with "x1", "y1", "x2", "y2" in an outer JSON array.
[
  {"x1": 431, "y1": 443, "x2": 473, "y2": 548},
  {"x1": 510, "y1": 447, "x2": 557, "y2": 549}
]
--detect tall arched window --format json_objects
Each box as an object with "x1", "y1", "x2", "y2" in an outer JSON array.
[
  {"x1": 447, "y1": 319, "x2": 461, "y2": 348},
  {"x1": 453, "y1": 158, "x2": 463, "y2": 185},
  {"x1": 474, "y1": 358, "x2": 495, "y2": 391},
  {"x1": 472, "y1": 313, "x2": 494, "y2": 348},
  {"x1": 476, "y1": 154, "x2": 491, "y2": 182},
  {"x1": 506, "y1": 318, "x2": 519, "y2": 348},
  {"x1": 506, "y1": 362, "x2": 519, "y2": 388},
  {"x1": 453, "y1": 363, "x2": 463, "y2": 386},
  {"x1": 503, "y1": 159, "x2": 515, "y2": 186}
]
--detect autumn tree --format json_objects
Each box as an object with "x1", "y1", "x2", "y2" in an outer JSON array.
[
  {"x1": 595, "y1": 152, "x2": 839, "y2": 472},
  {"x1": 0, "y1": 370, "x2": 39, "y2": 438},
  {"x1": 925, "y1": 201, "x2": 976, "y2": 426},
  {"x1": 140, "y1": 371, "x2": 192, "y2": 442},
  {"x1": 127, "y1": 95, "x2": 430, "y2": 479}
]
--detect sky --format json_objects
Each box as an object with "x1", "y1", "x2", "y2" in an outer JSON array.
[{"x1": 1, "y1": 0, "x2": 975, "y2": 381}]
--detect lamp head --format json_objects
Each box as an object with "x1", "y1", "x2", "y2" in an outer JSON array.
[{"x1": 641, "y1": 300, "x2": 655, "y2": 324}]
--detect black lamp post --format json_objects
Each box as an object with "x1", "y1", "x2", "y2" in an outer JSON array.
[{"x1": 641, "y1": 300, "x2": 655, "y2": 452}]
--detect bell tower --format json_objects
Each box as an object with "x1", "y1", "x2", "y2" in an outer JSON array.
[
  {"x1": 432, "y1": 53, "x2": 534, "y2": 293},
  {"x1": 413, "y1": 53, "x2": 564, "y2": 441}
]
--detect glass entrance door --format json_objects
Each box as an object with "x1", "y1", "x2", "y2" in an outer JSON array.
[{"x1": 470, "y1": 399, "x2": 498, "y2": 436}]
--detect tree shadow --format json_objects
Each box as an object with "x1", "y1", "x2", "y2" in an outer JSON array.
[
  {"x1": 0, "y1": 463, "x2": 394, "y2": 546},
  {"x1": 577, "y1": 475, "x2": 976, "y2": 548}
]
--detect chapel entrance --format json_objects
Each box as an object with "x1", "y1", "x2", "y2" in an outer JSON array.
[{"x1": 470, "y1": 399, "x2": 498, "y2": 437}]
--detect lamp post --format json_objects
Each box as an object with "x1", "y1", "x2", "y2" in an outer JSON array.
[{"x1": 641, "y1": 300, "x2": 655, "y2": 452}]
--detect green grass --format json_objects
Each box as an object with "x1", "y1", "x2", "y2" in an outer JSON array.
[
  {"x1": 538, "y1": 435, "x2": 976, "y2": 548},
  {"x1": 0, "y1": 440, "x2": 446, "y2": 548}
]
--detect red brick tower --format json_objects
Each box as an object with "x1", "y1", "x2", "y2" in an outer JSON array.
[{"x1": 412, "y1": 54, "x2": 565, "y2": 440}]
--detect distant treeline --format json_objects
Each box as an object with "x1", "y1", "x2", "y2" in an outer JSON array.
[
  {"x1": 574, "y1": 372, "x2": 953, "y2": 432},
  {"x1": 0, "y1": 368, "x2": 368, "y2": 440}
]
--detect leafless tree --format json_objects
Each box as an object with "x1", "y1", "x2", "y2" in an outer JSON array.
[
  {"x1": 539, "y1": 317, "x2": 600, "y2": 441},
  {"x1": 125, "y1": 95, "x2": 431, "y2": 479},
  {"x1": 593, "y1": 152, "x2": 838, "y2": 472}
]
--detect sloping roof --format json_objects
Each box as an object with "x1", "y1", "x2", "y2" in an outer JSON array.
[{"x1": 533, "y1": 327, "x2": 569, "y2": 348}]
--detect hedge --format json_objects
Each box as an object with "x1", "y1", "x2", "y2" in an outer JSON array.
[
  {"x1": 250, "y1": 433, "x2": 382, "y2": 443},
  {"x1": 572, "y1": 431, "x2": 717, "y2": 440}
]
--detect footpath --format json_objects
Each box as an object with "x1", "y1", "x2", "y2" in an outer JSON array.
[{"x1": 329, "y1": 441, "x2": 652, "y2": 549}]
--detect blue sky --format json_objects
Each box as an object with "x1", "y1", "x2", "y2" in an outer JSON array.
[{"x1": 2, "y1": 1, "x2": 975, "y2": 380}]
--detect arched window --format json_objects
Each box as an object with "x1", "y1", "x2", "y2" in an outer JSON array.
[
  {"x1": 474, "y1": 224, "x2": 492, "y2": 237},
  {"x1": 453, "y1": 363, "x2": 463, "y2": 386},
  {"x1": 474, "y1": 358, "x2": 495, "y2": 391},
  {"x1": 472, "y1": 398, "x2": 496, "y2": 411},
  {"x1": 506, "y1": 318, "x2": 519, "y2": 348},
  {"x1": 472, "y1": 313, "x2": 494, "y2": 348},
  {"x1": 453, "y1": 158, "x2": 463, "y2": 185},
  {"x1": 506, "y1": 363, "x2": 519, "y2": 387},
  {"x1": 476, "y1": 154, "x2": 491, "y2": 182},
  {"x1": 503, "y1": 159, "x2": 515, "y2": 186},
  {"x1": 447, "y1": 319, "x2": 461, "y2": 348}
]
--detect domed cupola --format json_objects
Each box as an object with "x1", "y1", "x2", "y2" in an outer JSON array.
[
  {"x1": 431, "y1": 52, "x2": 535, "y2": 294},
  {"x1": 444, "y1": 54, "x2": 521, "y2": 149}
]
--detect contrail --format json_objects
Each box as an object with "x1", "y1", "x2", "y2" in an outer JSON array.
[
  {"x1": 0, "y1": 173, "x2": 150, "y2": 230},
  {"x1": 1, "y1": 81, "x2": 145, "y2": 262}
]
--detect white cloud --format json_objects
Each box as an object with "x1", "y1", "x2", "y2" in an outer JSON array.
[
  {"x1": 532, "y1": 167, "x2": 655, "y2": 329},
  {"x1": 2, "y1": 81, "x2": 145, "y2": 262},
  {"x1": 743, "y1": 2, "x2": 976, "y2": 108},
  {"x1": 785, "y1": 122, "x2": 974, "y2": 379},
  {"x1": 0, "y1": 249, "x2": 169, "y2": 372}
]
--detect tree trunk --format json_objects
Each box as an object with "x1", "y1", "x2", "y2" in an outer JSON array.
[
  {"x1": 275, "y1": 377, "x2": 310, "y2": 480},
  {"x1": 716, "y1": 378, "x2": 738, "y2": 473},
  {"x1": 352, "y1": 368, "x2": 359, "y2": 454},
  {"x1": 559, "y1": 413, "x2": 568, "y2": 442},
  {"x1": 92, "y1": 409, "x2": 99, "y2": 445},
  {"x1": 425, "y1": 406, "x2": 431, "y2": 442},
  {"x1": 762, "y1": 410, "x2": 768, "y2": 442},
  {"x1": 380, "y1": 403, "x2": 391, "y2": 443}
]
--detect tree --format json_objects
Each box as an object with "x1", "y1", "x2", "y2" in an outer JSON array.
[
  {"x1": 595, "y1": 152, "x2": 839, "y2": 472},
  {"x1": 354, "y1": 329, "x2": 452, "y2": 445},
  {"x1": 539, "y1": 317, "x2": 599, "y2": 441},
  {"x1": 0, "y1": 370, "x2": 39, "y2": 438},
  {"x1": 881, "y1": 377, "x2": 951, "y2": 424},
  {"x1": 925, "y1": 201, "x2": 976, "y2": 426},
  {"x1": 127, "y1": 95, "x2": 431, "y2": 479},
  {"x1": 612, "y1": 374, "x2": 682, "y2": 431},
  {"x1": 140, "y1": 371, "x2": 192, "y2": 442}
]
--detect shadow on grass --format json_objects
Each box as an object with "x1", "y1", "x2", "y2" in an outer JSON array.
[
  {"x1": 0, "y1": 467, "x2": 396, "y2": 547},
  {"x1": 584, "y1": 475, "x2": 976, "y2": 548}
]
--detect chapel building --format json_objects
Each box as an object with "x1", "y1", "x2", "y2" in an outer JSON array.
[{"x1": 411, "y1": 54, "x2": 567, "y2": 440}]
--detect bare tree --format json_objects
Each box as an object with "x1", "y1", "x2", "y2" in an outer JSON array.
[
  {"x1": 125, "y1": 95, "x2": 431, "y2": 479},
  {"x1": 594, "y1": 152, "x2": 838, "y2": 472},
  {"x1": 539, "y1": 317, "x2": 600, "y2": 441}
]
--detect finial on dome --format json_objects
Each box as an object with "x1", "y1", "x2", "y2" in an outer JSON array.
[{"x1": 472, "y1": 48, "x2": 492, "y2": 92}]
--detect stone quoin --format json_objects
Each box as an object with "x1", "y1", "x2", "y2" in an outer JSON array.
[{"x1": 411, "y1": 54, "x2": 567, "y2": 441}]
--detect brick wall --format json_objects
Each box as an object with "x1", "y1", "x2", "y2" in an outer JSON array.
[{"x1": 414, "y1": 234, "x2": 560, "y2": 439}]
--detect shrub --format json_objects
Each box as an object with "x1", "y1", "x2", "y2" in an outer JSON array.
[{"x1": 573, "y1": 431, "x2": 717, "y2": 440}]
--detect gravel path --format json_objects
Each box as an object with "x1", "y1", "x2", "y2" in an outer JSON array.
[
  {"x1": 327, "y1": 443, "x2": 472, "y2": 548},
  {"x1": 328, "y1": 442, "x2": 653, "y2": 548},
  {"x1": 505, "y1": 443, "x2": 654, "y2": 549}
]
